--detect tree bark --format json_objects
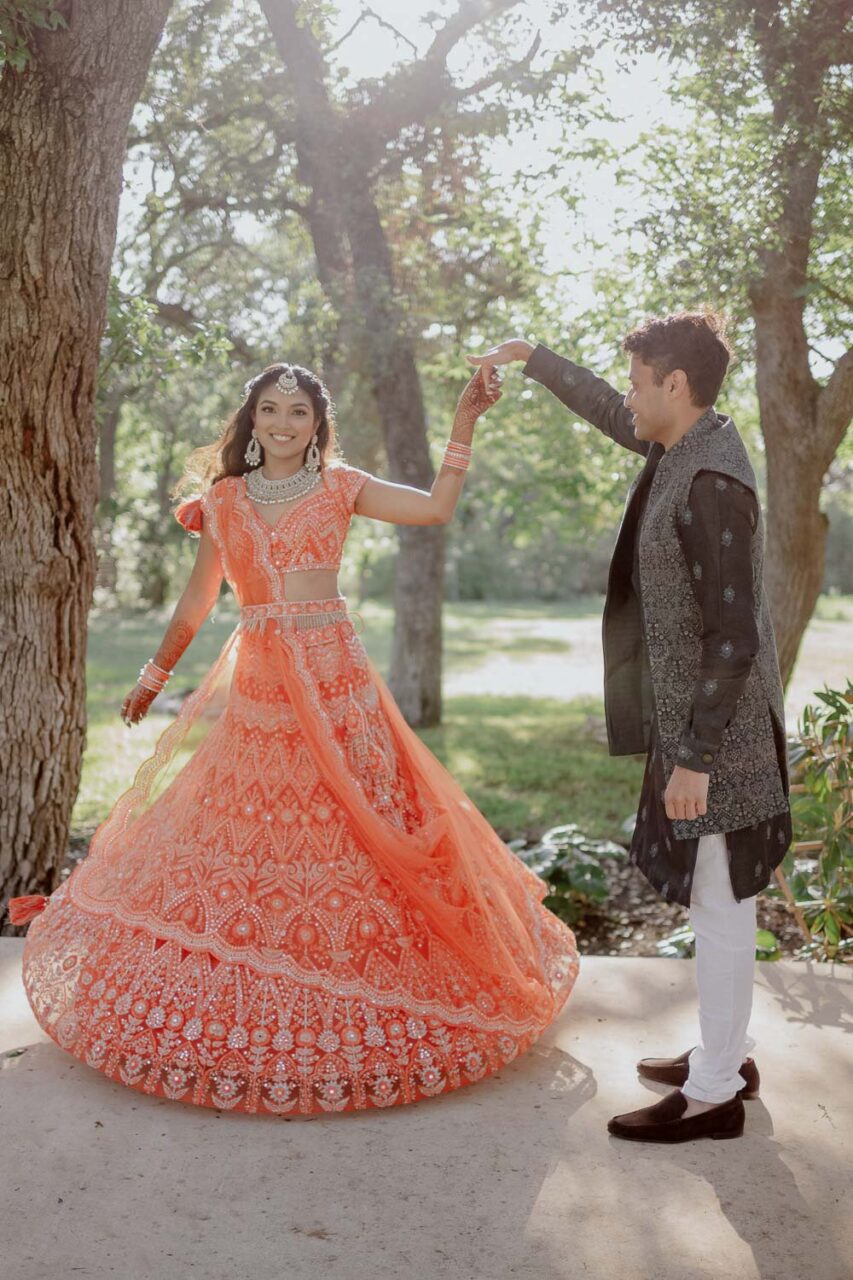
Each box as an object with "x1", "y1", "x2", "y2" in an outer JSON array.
[
  {"x1": 0, "y1": 0, "x2": 174, "y2": 933},
  {"x1": 747, "y1": 4, "x2": 853, "y2": 685},
  {"x1": 345, "y1": 184, "x2": 446, "y2": 722},
  {"x1": 759, "y1": 326, "x2": 853, "y2": 682}
]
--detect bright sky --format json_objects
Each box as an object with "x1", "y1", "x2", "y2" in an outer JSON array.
[{"x1": 325, "y1": 0, "x2": 685, "y2": 320}]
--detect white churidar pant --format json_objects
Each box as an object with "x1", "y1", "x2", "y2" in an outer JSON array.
[{"x1": 683, "y1": 831, "x2": 757, "y2": 1105}]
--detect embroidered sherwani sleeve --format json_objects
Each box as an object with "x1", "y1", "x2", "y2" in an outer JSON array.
[
  {"x1": 675, "y1": 470, "x2": 760, "y2": 774},
  {"x1": 522, "y1": 343, "x2": 651, "y2": 458}
]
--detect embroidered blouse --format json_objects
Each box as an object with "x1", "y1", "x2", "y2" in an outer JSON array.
[{"x1": 174, "y1": 462, "x2": 371, "y2": 605}]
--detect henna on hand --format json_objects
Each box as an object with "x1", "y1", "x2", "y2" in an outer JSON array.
[
  {"x1": 119, "y1": 615, "x2": 197, "y2": 726},
  {"x1": 121, "y1": 682, "x2": 160, "y2": 727},
  {"x1": 153, "y1": 618, "x2": 195, "y2": 672},
  {"x1": 452, "y1": 367, "x2": 503, "y2": 439}
]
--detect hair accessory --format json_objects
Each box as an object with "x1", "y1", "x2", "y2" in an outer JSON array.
[{"x1": 276, "y1": 365, "x2": 299, "y2": 395}]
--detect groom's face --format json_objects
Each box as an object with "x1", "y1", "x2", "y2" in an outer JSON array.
[{"x1": 624, "y1": 355, "x2": 672, "y2": 440}]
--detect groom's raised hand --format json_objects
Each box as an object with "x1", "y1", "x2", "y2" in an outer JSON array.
[{"x1": 467, "y1": 339, "x2": 535, "y2": 368}]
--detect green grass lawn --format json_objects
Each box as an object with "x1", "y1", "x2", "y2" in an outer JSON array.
[
  {"x1": 79, "y1": 593, "x2": 851, "y2": 844},
  {"x1": 79, "y1": 598, "x2": 643, "y2": 842},
  {"x1": 418, "y1": 694, "x2": 642, "y2": 840}
]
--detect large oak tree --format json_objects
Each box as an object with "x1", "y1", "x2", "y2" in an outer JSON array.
[{"x1": 0, "y1": 0, "x2": 174, "y2": 932}]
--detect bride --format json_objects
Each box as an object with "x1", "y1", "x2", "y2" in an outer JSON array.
[{"x1": 9, "y1": 361, "x2": 579, "y2": 1115}]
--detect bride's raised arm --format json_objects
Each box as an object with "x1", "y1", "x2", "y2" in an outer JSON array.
[{"x1": 352, "y1": 364, "x2": 502, "y2": 526}]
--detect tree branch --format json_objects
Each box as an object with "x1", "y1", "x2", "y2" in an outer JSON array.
[
  {"x1": 128, "y1": 101, "x2": 297, "y2": 150},
  {"x1": 330, "y1": 7, "x2": 418, "y2": 58},
  {"x1": 351, "y1": 0, "x2": 524, "y2": 142},
  {"x1": 452, "y1": 29, "x2": 541, "y2": 102},
  {"x1": 153, "y1": 300, "x2": 259, "y2": 366},
  {"x1": 178, "y1": 191, "x2": 310, "y2": 218},
  {"x1": 816, "y1": 346, "x2": 853, "y2": 466}
]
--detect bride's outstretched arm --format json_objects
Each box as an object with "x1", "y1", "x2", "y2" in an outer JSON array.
[
  {"x1": 353, "y1": 365, "x2": 502, "y2": 526},
  {"x1": 120, "y1": 527, "x2": 223, "y2": 726}
]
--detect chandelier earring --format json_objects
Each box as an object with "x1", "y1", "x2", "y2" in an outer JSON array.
[
  {"x1": 305, "y1": 432, "x2": 321, "y2": 473},
  {"x1": 244, "y1": 430, "x2": 262, "y2": 468}
]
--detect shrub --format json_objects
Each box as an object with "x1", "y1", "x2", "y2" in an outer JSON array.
[
  {"x1": 515, "y1": 823, "x2": 625, "y2": 926},
  {"x1": 768, "y1": 680, "x2": 853, "y2": 962}
]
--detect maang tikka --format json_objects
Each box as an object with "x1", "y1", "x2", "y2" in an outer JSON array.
[
  {"x1": 274, "y1": 363, "x2": 321, "y2": 471},
  {"x1": 276, "y1": 365, "x2": 299, "y2": 395}
]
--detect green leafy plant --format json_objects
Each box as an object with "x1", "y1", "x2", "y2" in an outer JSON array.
[
  {"x1": 514, "y1": 823, "x2": 626, "y2": 926},
  {"x1": 99, "y1": 279, "x2": 232, "y2": 391},
  {"x1": 656, "y1": 925, "x2": 780, "y2": 961},
  {"x1": 768, "y1": 680, "x2": 853, "y2": 962},
  {"x1": 0, "y1": 1, "x2": 66, "y2": 71}
]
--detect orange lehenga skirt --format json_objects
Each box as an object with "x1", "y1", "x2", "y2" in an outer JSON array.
[{"x1": 11, "y1": 597, "x2": 578, "y2": 1114}]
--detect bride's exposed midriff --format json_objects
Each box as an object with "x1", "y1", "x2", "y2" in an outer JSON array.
[{"x1": 281, "y1": 569, "x2": 340, "y2": 601}]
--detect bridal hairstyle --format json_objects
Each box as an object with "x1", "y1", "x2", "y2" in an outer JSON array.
[
  {"x1": 173, "y1": 363, "x2": 339, "y2": 498},
  {"x1": 622, "y1": 310, "x2": 734, "y2": 407}
]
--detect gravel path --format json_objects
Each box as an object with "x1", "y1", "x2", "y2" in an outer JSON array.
[{"x1": 444, "y1": 612, "x2": 851, "y2": 731}]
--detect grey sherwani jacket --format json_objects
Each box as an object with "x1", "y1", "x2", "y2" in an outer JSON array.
[{"x1": 523, "y1": 343, "x2": 790, "y2": 841}]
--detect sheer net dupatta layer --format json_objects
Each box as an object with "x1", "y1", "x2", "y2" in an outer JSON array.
[
  {"x1": 272, "y1": 626, "x2": 577, "y2": 1027},
  {"x1": 67, "y1": 624, "x2": 242, "y2": 917}
]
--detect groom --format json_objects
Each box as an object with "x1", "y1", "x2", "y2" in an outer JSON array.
[{"x1": 469, "y1": 313, "x2": 792, "y2": 1143}]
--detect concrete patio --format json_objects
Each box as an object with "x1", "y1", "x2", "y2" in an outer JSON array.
[{"x1": 1, "y1": 942, "x2": 849, "y2": 1280}]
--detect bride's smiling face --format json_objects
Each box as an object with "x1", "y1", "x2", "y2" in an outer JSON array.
[{"x1": 252, "y1": 385, "x2": 318, "y2": 462}]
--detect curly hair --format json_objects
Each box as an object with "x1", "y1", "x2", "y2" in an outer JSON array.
[
  {"x1": 623, "y1": 310, "x2": 733, "y2": 407},
  {"x1": 173, "y1": 363, "x2": 339, "y2": 497}
]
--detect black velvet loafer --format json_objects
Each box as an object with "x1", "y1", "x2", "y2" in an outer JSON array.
[
  {"x1": 608, "y1": 1088, "x2": 745, "y2": 1143},
  {"x1": 636, "y1": 1048, "x2": 760, "y2": 1099}
]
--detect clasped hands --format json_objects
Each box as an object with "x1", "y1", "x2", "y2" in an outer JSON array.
[{"x1": 456, "y1": 357, "x2": 504, "y2": 427}]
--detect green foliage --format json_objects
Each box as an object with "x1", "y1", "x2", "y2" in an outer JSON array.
[
  {"x1": 100, "y1": 278, "x2": 232, "y2": 392},
  {"x1": 93, "y1": 0, "x2": 848, "y2": 617},
  {"x1": 656, "y1": 923, "x2": 694, "y2": 959},
  {"x1": 569, "y1": 0, "x2": 852, "y2": 368},
  {"x1": 768, "y1": 680, "x2": 853, "y2": 962},
  {"x1": 0, "y1": 0, "x2": 66, "y2": 71},
  {"x1": 515, "y1": 822, "x2": 626, "y2": 925},
  {"x1": 755, "y1": 928, "x2": 781, "y2": 961},
  {"x1": 656, "y1": 924, "x2": 781, "y2": 961},
  {"x1": 100, "y1": 0, "x2": 631, "y2": 605}
]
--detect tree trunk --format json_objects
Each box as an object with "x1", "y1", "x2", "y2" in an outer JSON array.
[
  {"x1": 140, "y1": 422, "x2": 180, "y2": 609},
  {"x1": 347, "y1": 185, "x2": 445, "y2": 724},
  {"x1": 752, "y1": 269, "x2": 823, "y2": 685},
  {"x1": 259, "y1": 0, "x2": 445, "y2": 724},
  {"x1": 0, "y1": 1, "x2": 174, "y2": 934},
  {"x1": 749, "y1": 140, "x2": 852, "y2": 687}
]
